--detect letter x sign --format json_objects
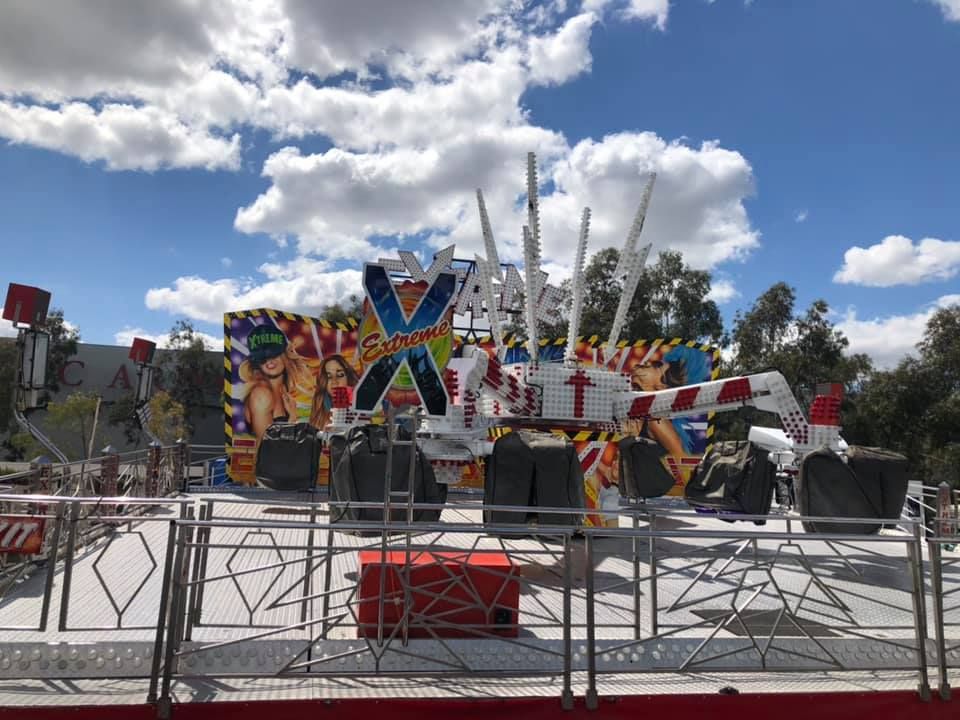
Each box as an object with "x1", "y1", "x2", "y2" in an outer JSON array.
[{"x1": 354, "y1": 264, "x2": 457, "y2": 416}]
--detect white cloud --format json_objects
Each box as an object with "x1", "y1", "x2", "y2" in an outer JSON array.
[
  {"x1": 837, "y1": 294, "x2": 960, "y2": 369},
  {"x1": 931, "y1": 0, "x2": 960, "y2": 21},
  {"x1": 834, "y1": 235, "x2": 960, "y2": 287},
  {"x1": 0, "y1": 319, "x2": 18, "y2": 338},
  {"x1": 220, "y1": 257, "x2": 233, "y2": 268},
  {"x1": 0, "y1": 0, "x2": 762, "y2": 329},
  {"x1": 145, "y1": 259, "x2": 363, "y2": 324},
  {"x1": 281, "y1": 0, "x2": 508, "y2": 80},
  {"x1": 539, "y1": 133, "x2": 759, "y2": 269},
  {"x1": 706, "y1": 279, "x2": 739, "y2": 304},
  {"x1": 794, "y1": 209, "x2": 808, "y2": 223},
  {"x1": 528, "y1": 12, "x2": 597, "y2": 86},
  {"x1": 0, "y1": 101, "x2": 241, "y2": 171},
  {"x1": 623, "y1": 0, "x2": 671, "y2": 29},
  {"x1": 114, "y1": 326, "x2": 224, "y2": 351},
  {"x1": 0, "y1": 1, "x2": 217, "y2": 100}
]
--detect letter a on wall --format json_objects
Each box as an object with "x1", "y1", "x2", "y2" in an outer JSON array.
[{"x1": 354, "y1": 263, "x2": 457, "y2": 416}]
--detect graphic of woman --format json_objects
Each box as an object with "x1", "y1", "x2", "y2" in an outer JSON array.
[
  {"x1": 309, "y1": 354, "x2": 359, "y2": 430},
  {"x1": 626, "y1": 345, "x2": 706, "y2": 456},
  {"x1": 240, "y1": 325, "x2": 313, "y2": 443}
]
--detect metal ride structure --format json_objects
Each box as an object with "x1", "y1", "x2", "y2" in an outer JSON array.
[
  {"x1": 1, "y1": 154, "x2": 957, "y2": 718},
  {"x1": 327, "y1": 151, "x2": 843, "y2": 477}
]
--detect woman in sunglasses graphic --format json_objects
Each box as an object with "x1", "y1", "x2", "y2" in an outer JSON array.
[{"x1": 626, "y1": 347, "x2": 702, "y2": 456}]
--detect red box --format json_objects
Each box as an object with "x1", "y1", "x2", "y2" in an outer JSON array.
[
  {"x1": 129, "y1": 337, "x2": 157, "y2": 364},
  {"x1": 357, "y1": 550, "x2": 519, "y2": 639},
  {"x1": 3, "y1": 283, "x2": 51, "y2": 326}
]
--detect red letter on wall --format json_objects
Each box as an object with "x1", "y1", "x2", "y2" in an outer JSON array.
[
  {"x1": 108, "y1": 364, "x2": 132, "y2": 390},
  {"x1": 58, "y1": 360, "x2": 84, "y2": 387}
]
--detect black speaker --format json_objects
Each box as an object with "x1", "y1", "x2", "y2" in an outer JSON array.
[{"x1": 255, "y1": 423, "x2": 321, "y2": 491}]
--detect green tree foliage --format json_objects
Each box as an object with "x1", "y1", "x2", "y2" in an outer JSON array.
[
  {"x1": 574, "y1": 248, "x2": 725, "y2": 344},
  {"x1": 845, "y1": 305, "x2": 960, "y2": 484},
  {"x1": 717, "y1": 283, "x2": 871, "y2": 440},
  {"x1": 107, "y1": 393, "x2": 142, "y2": 446},
  {"x1": 320, "y1": 295, "x2": 365, "y2": 324},
  {"x1": 46, "y1": 391, "x2": 100, "y2": 460},
  {"x1": 146, "y1": 391, "x2": 187, "y2": 445},
  {"x1": 43, "y1": 309, "x2": 80, "y2": 396},
  {"x1": 728, "y1": 284, "x2": 871, "y2": 397},
  {"x1": 159, "y1": 320, "x2": 218, "y2": 439},
  {"x1": 0, "y1": 340, "x2": 16, "y2": 436}
]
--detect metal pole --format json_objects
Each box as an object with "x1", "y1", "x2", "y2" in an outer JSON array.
[
  {"x1": 937, "y1": 482, "x2": 954, "y2": 539},
  {"x1": 148, "y1": 520, "x2": 179, "y2": 704},
  {"x1": 302, "y1": 505, "x2": 317, "y2": 624},
  {"x1": 928, "y1": 541, "x2": 951, "y2": 700},
  {"x1": 562, "y1": 533, "x2": 574, "y2": 711},
  {"x1": 38, "y1": 502, "x2": 66, "y2": 632},
  {"x1": 57, "y1": 502, "x2": 80, "y2": 631},
  {"x1": 908, "y1": 526, "x2": 932, "y2": 701},
  {"x1": 649, "y1": 511, "x2": 658, "y2": 637},
  {"x1": 584, "y1": 532, "x2": 598, "y2": 711},
  {"x1": 184, "y1": 503, "x2": 207, "y2": 640},
  {"x1": 632, "y1": 510, "x2": 641, "y2": 640},
  {"x1": 193, "y1": 502, "x2": 214, "y2": 625},
  {"x1": 157, "y1": 523, "x2": 188, "y2": 719},
  {"x1": 321, "y1": 525, "x2": 335, "y2": 640}
]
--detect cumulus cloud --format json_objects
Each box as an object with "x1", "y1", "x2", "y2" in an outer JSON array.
[
  {"x1": 706, "y1": 279, "x2": 740, "y2": 304},
  {"x1": 114, "y1": 326, "x2": 224, "y2": 351},
  {"x1": 145, "y1": 259, "x2": 363, "y2": 324},
  {"x1": 834, "y1": 235, "x2": 960, "y2": 287},
  {"x1": 0, "y1": 101, "x2": 241, "y2": 171},
  {"x1": 0, "y1": 0, "x2": 216, "y2": 100},
  {"x1": 794, "y1": 210, "x2": 808, "y2": 223},
  {"x1": 282, "y1": 0, "x2": 509, "y2": 80},
  {"x1": 528, "y1": 12, "x2": 597, "y2": 86},
  {"x1": 539, "y1": 133, "x2": 758, "y2": 269},
  {"x1": 931, "y1": 0, "x2": 960, "y2": 21},
  {"x1": 0, "y1": 0, "x2": 762, "y2": 330},
  {"x1": 837, "y1": 294, "x2": 960, "y2": 369},
  {"x1": 583, "y1": 0, "x2": 670, "y2": 29}
]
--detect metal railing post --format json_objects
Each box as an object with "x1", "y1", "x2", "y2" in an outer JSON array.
[
  {"x1": 184, "y1": 502, "x2": 205, "y2": 641},
  {"x1": 908, "y1": 525, "x2": 932, "y2": 701},
  {"x1": 584, "y1": 531, "x2": 598, "y2": 711},
  {"x1": 562, "y1": 533, "x2": 574, "y2": 711},
  {"x1": 148, "y1": 520, "x2": 179, "y2": 704},
  {"x1": 649, "y1": 511, "x2": 658, "y2": 637},
  {"x1": 301, "y1": 505, "x2": 317, "y2": 625},
  {"x1": 157, "y1": 521, "x2": 189, "y2": 719},
  {"x1": 928, "y1": 540, "x2": 951, "y2": 700},
  {"x1": 174, "y1": 439, "x2": 187, "y2": 492},
  {"x1": 632, "y1": 511, "x2": 641, "y2": 640},
  {"x1": 30, "y1": 455, "x2": 52, "y2": 495},
  {"x1": 38, "y1": 501, "x2": 65, "y2": 632},
  {"x1": 57, "y1": 501, "x2": 81, "y2": 631},
  {"x1": 101, "y1": 445, "x2": 119, "y2": 517},
  {"x1": 937, "y1": 482, "x2": 955, "y2": 539},
  {"x1": 147, "y1": 440, "x2": 162, "y2": 497},
  {"x1": 321, "y1": 524, "x2": 335, "y2": 639}
]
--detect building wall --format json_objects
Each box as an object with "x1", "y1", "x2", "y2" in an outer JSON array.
[{"x1": 7, "y1": 342, "x2": 223, "y2": 458}]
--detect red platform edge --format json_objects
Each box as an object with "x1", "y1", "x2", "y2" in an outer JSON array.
[{"x1": 0, "y1": 692, "x2": 954, "y2": 720}]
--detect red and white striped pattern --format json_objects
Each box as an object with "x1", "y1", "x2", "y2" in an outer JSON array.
[
  {"x1": 478, "y1": 354, "x2": 540, "y2": 416},
  {"x1": 613, "y1": 371, "x2": 835, "y2": 451}
]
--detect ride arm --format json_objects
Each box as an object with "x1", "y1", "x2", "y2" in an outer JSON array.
[{"x1": 613, "y1": 371, "x2": 834, "y2": 453}]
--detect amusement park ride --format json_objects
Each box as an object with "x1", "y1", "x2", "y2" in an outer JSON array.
[
  {"x1": 322, "y1": 152, "x2": 842, "y2": 483},
  {"x1": 0, "y1": 153, "x2": 951, "y2": 720},
  {"x1": 4, "y1": 152, "x2": 842, "y2": 486}
]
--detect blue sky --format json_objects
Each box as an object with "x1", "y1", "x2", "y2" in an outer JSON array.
[{"x1": 0, "y1": 0, "x2": 958, "y2": 367}]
